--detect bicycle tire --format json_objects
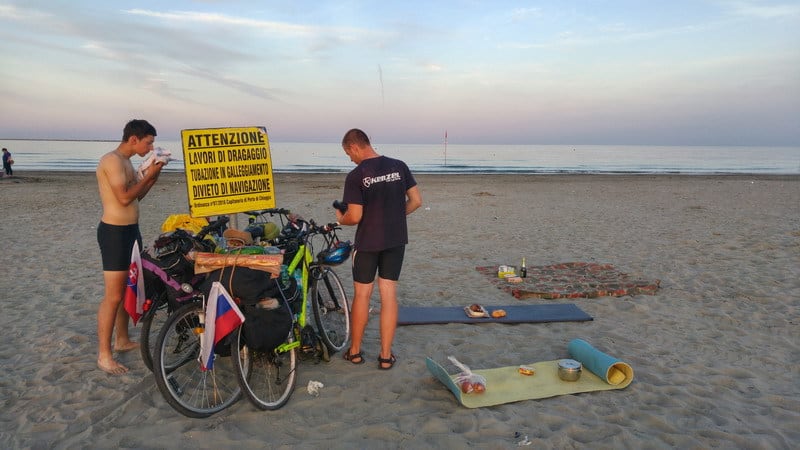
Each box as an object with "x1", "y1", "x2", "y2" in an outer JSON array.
[
  {"x1": 153, "y1": 302, "x2": 241, "y2": 418},
  {"x1": 310, "y1": 267, "x2": 351, "y2": 354},
  {"x1": 231, "y1": 325, "x2": 297, "y2": 410},
  {"x1": 139, "y1": 295, "x2": 168, "y2": 372}
]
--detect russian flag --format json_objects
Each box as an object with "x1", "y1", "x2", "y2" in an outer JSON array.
[
  {"x1": 199, "y1": 282, "x2": 245, "y2": 371},
  {"x1": 123, "y1": 241, "x2": 145, "y2": 325}
]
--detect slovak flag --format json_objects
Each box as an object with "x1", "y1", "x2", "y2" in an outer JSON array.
[
  {"x1": 123, "y1": 241, "x2": 145, "y2": 325},
  {"x1": 199, "y1": 282, "x2": 245, "y2": 371}
]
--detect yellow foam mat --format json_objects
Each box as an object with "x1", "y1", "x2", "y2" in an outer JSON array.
[{"x1": 426, "y1": 344, "x2": 633, "y2": 408}]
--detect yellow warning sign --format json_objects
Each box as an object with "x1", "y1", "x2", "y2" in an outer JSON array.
[{"x1": 181, "y1": 126, "x2": 276, "y2": 217}]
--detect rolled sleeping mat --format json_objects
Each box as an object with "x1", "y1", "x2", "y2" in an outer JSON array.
[{"x1": 568, "y1": 338, "x2": 634, "y2": 387}]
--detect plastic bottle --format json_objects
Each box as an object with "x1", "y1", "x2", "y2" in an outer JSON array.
[
  {"x1": 293, "y1": 268, "x2": 303, "y2": 289},
  {"x1": 520, "y1": 257, "x2": 527, "y2": 278},
  {"x1": 280, "y1": 264, "x2": 290, "y2": 285}
]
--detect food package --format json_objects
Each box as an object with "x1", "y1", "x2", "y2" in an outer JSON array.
[
  {"x1": 497, "y1": 265, "x2": 516, "y2": 278},
  {"x1": 448, "y1": 356, "x2": 487, "y2": 394},
  {"x1": 193, "y1": 252, "x2": 283, "y2": 276},
  {"x1": 464, "y1": 303, "x2": 489, "y2": 318}
]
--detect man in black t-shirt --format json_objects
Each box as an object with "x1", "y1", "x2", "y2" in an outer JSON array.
[{"x1": 335, "y1": 129, "x2": 422, "y2": 370}]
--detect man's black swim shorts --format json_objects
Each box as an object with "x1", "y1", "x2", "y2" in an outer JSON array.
[{"x1": 97, "y1": 222, "x2": 142, "y2": 271}]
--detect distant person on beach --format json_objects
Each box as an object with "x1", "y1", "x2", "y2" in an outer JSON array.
[
  {"x1": 95, "y1": 119, "x2": 164, "y2": 374},
  {"x1": 2, "y1": 148, "x2": 12, "y2": 177},
  {"x1": 335, "y1": 128, "x2": 422, "y2": 370}
]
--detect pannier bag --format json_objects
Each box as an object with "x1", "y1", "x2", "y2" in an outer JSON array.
[
  {"x1": 200, "y1": 266, "x2": 293, "y2": 353},
  {"x1": 241, "y1": 302, "x2": 292, "y2": 353}
]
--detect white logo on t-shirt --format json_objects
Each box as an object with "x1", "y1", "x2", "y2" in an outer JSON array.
[{"x1": 362, "y1": 172, "x2": 401, "y2": 188}]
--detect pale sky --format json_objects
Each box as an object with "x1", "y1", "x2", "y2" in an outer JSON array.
[{"x1": 1, "y1": 0, "x2": 798, "y2": 145}]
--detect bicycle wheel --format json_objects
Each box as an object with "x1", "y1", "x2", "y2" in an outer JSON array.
[
  {"x1": 139, "y1": 294, "x2": 168, "y2": 372},
  {"x1": 153, "y1": 302, "x2": 241, "y2": 418},
  {"x1": 231, "y1": 325, "x2": 297, "y2": 410},
  {"x1": 310, "y1": 267, "x2": 350, "y2": 353}
]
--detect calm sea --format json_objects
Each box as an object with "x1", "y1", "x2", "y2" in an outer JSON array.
[{"x1": 2, "y1": 139, "x2": 798, "y2": 175}]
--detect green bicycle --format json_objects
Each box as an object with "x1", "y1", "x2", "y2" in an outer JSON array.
[
  {"x1": 152, "y1": 208, "x2": 353, "y2": 417},
  {"x1": 231, "y1": 208, "x2": 352, "y2": 410}
]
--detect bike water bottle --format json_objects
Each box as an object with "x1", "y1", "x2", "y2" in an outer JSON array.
[
  {"x1": 294, "y1": 268, "x2": 302, "y2": 289},
  {"x1": 280, "y1": 264, "x2": 290, "y2": 285}
]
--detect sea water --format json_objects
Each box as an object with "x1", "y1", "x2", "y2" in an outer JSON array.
[{"x1": 2, "y1": 139, "x2": 798, "y2": 175}]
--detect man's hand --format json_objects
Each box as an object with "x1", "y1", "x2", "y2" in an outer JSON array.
[{"x1": 148, "y1": 160, "x2": 165, "y2": 179}]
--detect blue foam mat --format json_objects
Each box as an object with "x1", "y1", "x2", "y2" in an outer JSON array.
[{"x1": 397, "y1": 303, "x2": 592, "y2": 325}]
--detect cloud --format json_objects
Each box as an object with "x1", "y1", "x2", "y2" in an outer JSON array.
[
  {"x1": 500, "y1": 20, "x2": 712, "y2": 50},
  {"x1": 723, "y1": 0, "x2": 800, "y2": 19},
  {"x1": 81, "y1": 41, "x2": 123, "y2": 61},
  {"x1": 179, "y1": 65, "x2": 284, "y2": 101},
  {"x1": 2, "y1": 1, "x2": 798, "y2": 144},
  {"x1": 123, "y1": 9, "x2": 318, "y2": 35},
  {"x1": 0, "y1": 3, "x2": 50, "y2": 21},
  {"x1": 122, "y1": 8, "x2": 388, "y2": 47}
]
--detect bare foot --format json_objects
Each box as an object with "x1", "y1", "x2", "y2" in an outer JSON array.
[
  {"x1": 114, "y1": 341, "x2": 139, "y2": 353},
  {"x1": 98, "y1": 357, "x2": 129, "y2": 375}
]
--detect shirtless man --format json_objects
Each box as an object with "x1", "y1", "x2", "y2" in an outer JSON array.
[{"x1": 96, "y1": 119, "x2": 164, "y2": 374}]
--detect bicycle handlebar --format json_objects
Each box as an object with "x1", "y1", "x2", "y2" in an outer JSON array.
[
  {"x1": 305, "y1": 219, "x2": 341, "y2": 235},
  {"x1": 239, "y1": 207, "x2": 342, "y2": 245},
  {"x1": 243, "y1": 208, "x2": 291, "y2": 216},
  {"x1": 196, "y1": 216, "x2": 229, "y2": 241},
  {"x1": 321, "y1": 222, "x2": 341, "y2": 233}
]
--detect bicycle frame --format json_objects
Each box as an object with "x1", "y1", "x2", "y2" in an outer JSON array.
[
  {"x1": 274, "y1": 241, "x2": 312, "y2": 354},
  {"x1": 242, "y1": 209, "x2": 348, "y2": 357}
]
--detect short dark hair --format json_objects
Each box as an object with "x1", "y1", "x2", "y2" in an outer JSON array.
[
  {"x1": 342, "y1": 128, "x2": 370, "y2": 147},
  {"x1": 122, "y1": 119, "x2": 157, "y2": 142}
]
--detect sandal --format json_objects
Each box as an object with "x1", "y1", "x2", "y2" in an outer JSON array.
[
  {"x1": 343, "y1": 348, "x2": 365, "y2": 365},
  {"x1": 378, "y1": 354, "x2": 397, "y2": 370}
]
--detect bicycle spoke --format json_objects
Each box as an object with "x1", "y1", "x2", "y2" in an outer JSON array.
[
  {"x1": 233, "y1": 326, "x2": 297, "y2": 410},
  {"x1": 312, "y1": 269, "x2": 350, "y2": 353},
  {"x1": 153, "y1": 303, "x2": 241, "y2": 418}
]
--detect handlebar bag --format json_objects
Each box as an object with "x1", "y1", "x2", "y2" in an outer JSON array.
[{"x1": 150, "y1": 229, "x2": 201, "y2": 284}]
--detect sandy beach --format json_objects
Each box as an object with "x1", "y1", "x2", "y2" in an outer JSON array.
[{"x1": 1, "y1": 171, "x2": 798, "y2": 449}]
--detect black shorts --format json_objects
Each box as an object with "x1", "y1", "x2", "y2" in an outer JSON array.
[
  {"x1": 97, "y1": 222, "x2": 142, "y2": 271},
  {"x1": 352, "y1": 245, "x2": 405, "y2": 283}
]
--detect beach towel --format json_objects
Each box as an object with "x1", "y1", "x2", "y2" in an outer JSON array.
[
  {"x1": 398, "y1": 304, "x2": 592, "y2": 325},
  {"x1": 476, "y1": 262, "x2": 660, "y2": 299},
  {"x1": 427, "y1": 338, "x2": 634, "y2": 408}
]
